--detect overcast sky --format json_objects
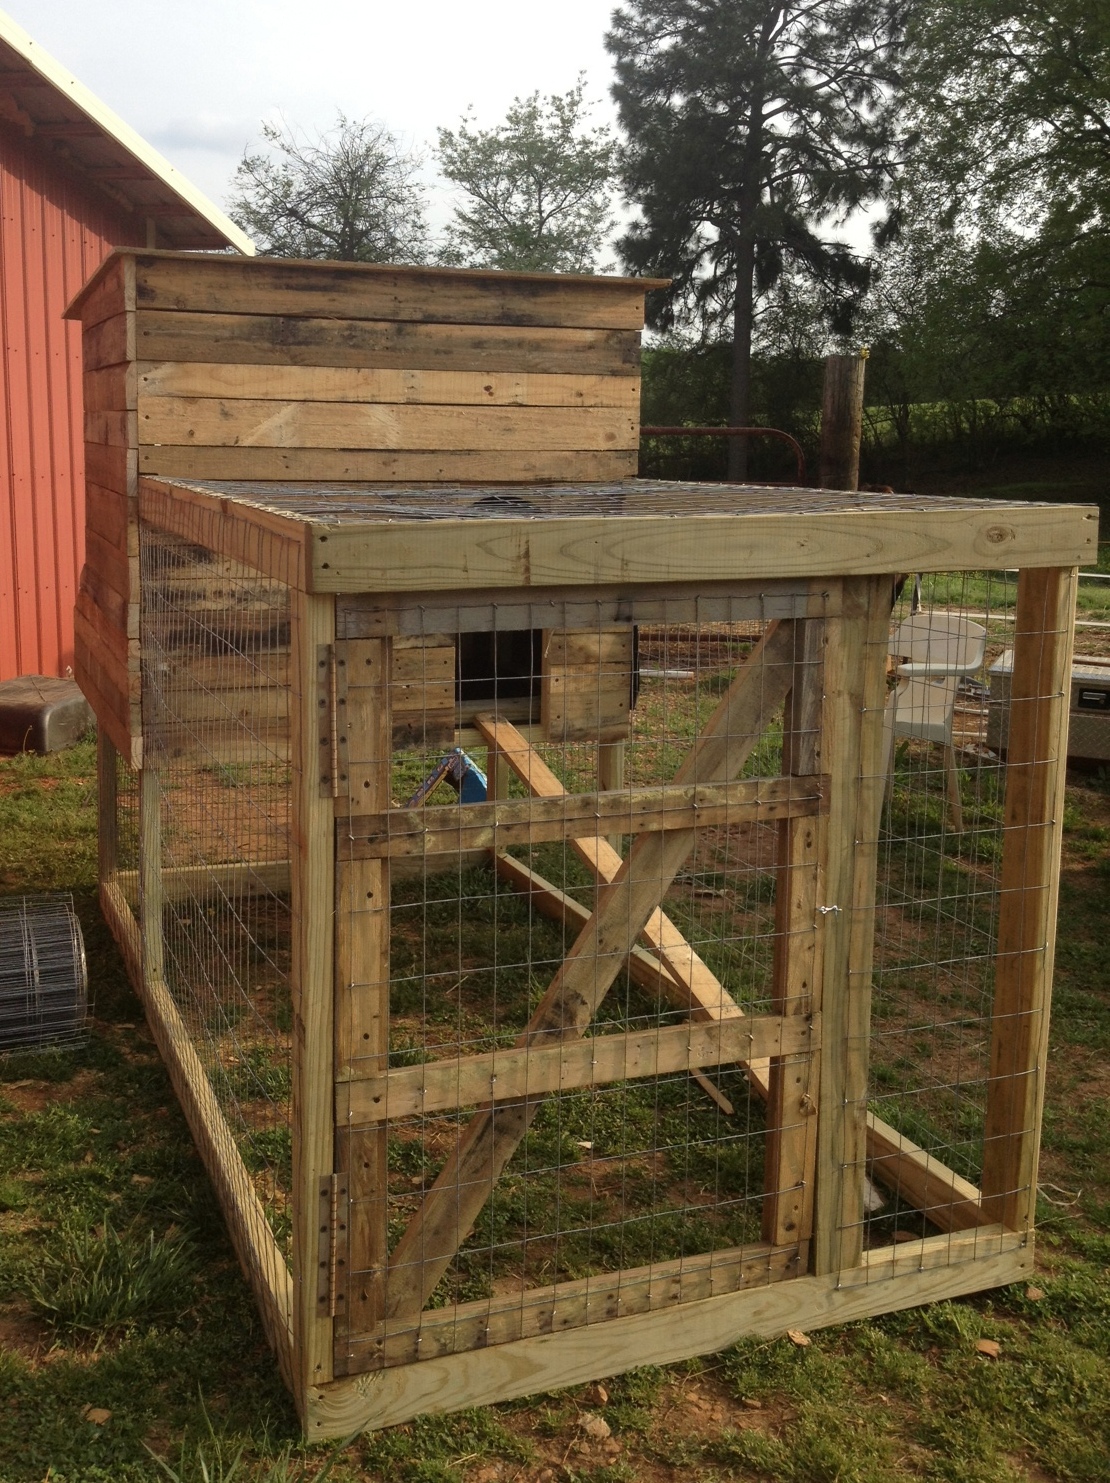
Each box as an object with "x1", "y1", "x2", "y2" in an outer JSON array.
[{"x1": 5, "y1": 0, "x2": 622, "y2": 227}]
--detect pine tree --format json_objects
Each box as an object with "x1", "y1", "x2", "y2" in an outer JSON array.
[{"x1": 607, "y1": 0, "x2": 907, "y2": 477}]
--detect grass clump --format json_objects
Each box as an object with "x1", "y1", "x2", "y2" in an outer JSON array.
[{"x1": 27, "y1": 1211, "x2": 194, "y2": 1337}]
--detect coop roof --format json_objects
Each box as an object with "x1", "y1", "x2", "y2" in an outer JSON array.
[
  {"x1": 0, "y1": 10, "x2": 253, "y2": 253},
  {"x1": 139, "y1": 477, "x2": 1097, "y2": 596}
]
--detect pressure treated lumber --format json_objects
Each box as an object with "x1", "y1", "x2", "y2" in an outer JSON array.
[
  {"x1": 349, "y1": 1241, "x2": 801, "y2": 1370},
  {"x1": 304, "y1": 506, "x2": 1096, "y2": 593},
  {"x1": 981, "y1": 566, "x2": 1077, "y2": 1232},
  {"x1": 335, "y1": 638, "x2": 393, "y2": 1348},
  {"x1": 340, "y1": 1013, "x2": 818, "y2": 1124},
  {"x1": 101, "y1": 880, "x2": 295, "y2": 1390},
  {"x1": 383, "y1": 620, "x2": 799, "y2": 1321},
  {"x1": 819, "y1": 353, "x2": 867, "y2": 491},
  {"x1": 813, "y1": 577, "x2": 892, "y2": 1277},
  {"x1": 311, "y1": 1230, "x2": 1029, "y2": 1436},
  {"x1": 347, "y1": 774, "x2": 826, "y2": 858},
  {"x1": 474, "y1": 714, "x2": 751, "y2": 1028},
  {"x1": 763, "y1": 619, "x2": 824, "y2": 1251},
  {"x1": 289, "y1": 592, "x2": 338, "y2": 1399}
]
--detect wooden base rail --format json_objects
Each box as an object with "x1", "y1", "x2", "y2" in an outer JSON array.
[
  {"x1": 337, "y1": 1012, "x2": 819, "y2": 1124},
  {"x1": 314, "y1": 1228, "x2": 1029, "y2": 1434},
  {"x1": 343, "y1": 1240, "x2": 801, "y2": 1371},
  {"x1": 347, "y1": 774, "x2": 827, "y2": 859}
]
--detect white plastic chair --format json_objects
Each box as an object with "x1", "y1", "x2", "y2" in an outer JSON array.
[{"x1": 884, "y1": 612, "x2": 987, "y2": 830}]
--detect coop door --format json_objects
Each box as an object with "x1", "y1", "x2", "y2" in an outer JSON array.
[{"x1": 329, "y1": 610, "x2": 842, "y2": 1375}]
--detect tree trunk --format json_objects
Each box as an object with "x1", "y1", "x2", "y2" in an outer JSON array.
[{"x1": 728, "y1": 233, "x2": 757, "y2": 482}]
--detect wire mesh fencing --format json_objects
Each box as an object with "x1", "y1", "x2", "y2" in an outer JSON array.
[{"x1": 138, "y1": 522, "x2": 295, "y2": 1261}]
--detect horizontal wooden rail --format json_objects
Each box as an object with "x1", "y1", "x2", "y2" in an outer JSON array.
[
  {"x1": 338, "y1": 1012, "x2": 818, "y2": 1125},
  {"x1": 348, "y1": 1240, "x2": 800, "y2": 1369},
  {"x1": 346, "y1": 774, "x2": 826, "y2": 859}
]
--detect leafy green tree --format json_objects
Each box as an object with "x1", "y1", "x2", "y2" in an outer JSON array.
[
  {"x1": 436, "y1": 79, "x2": 616, "y2": 272},
  {"x1": 606, "y1": 0, "x2": 907, "y2": 476},
  {"x1": 229, "y1": 113, "x2": 428, "y2": 262}
]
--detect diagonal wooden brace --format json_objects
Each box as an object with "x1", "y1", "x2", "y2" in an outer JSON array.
[
  {"x1": 383, "y1": 620, "x2": 800, "y2": 1321},
  {"x1": 477, "y1": 712, "x2": 769, "y2": 1103}
]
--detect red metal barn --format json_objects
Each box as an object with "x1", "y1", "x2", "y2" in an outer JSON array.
[{"x1": 0, "y1": 12, "x2": 250, "y2": 682}]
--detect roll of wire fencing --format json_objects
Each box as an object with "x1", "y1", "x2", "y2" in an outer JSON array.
[{"x1": 0, "y1": 894, "x2": 88, "y2": 1051}]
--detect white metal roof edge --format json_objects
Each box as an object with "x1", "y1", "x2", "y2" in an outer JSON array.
[{"x1": 0, "y1": 6, "x2": 255, "y2": 255}]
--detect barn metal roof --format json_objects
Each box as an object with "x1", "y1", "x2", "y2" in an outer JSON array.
[{"x1": 0, "y1": 8, "x2": 253, "y2": 254}]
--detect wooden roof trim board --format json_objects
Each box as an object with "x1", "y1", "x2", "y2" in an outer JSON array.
[
  {"x1": 66, "y1": 248, "x2": 669, "y2": 322},
  {"x1": 0, "y1": 8, "x2": 253, "y2": 254},
  {"x1": 137, "y1": 477, "x2": 1098, "y2": 594}
]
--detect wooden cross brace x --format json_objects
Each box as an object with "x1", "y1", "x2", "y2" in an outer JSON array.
[{"x1": 382, "y1": 620, "x2": 801, "y2": 1322}]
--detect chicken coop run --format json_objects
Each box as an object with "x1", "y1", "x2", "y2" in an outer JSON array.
[{"x1": 69, "y1": 251, "x2": 1096, "y2": 1438}]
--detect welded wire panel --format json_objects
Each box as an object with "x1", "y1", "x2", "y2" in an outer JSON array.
[
  {"x1": 138, "y1": 522, "x2": 295, "y2": 1259},
  {"x1": 335, "y1": 594, "x2": 830, "y2": 1373},
  {"x1": 860, "y1": 570, "x2": 1049, "y2": 1263}
]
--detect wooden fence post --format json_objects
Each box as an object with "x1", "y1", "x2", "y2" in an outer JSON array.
[{"x1": 819, "y1": 353, "x2": 867, "y2": 491}]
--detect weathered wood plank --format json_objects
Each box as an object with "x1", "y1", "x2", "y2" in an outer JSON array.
[
  {"x1": 140, "y1": 445, "x2": 638, "y2": 485},
  {"x1": 138, "y1": 397, "x2": 637, "y2": 452},
  {"x1": 348, "y1": 775, "x2": 825, "y2": 859},
  {"x1": 340, "y1": 1014, "x2": 817, "y2": 1124},
  {"x1": 135, "y1": 310, "x2": 642, "y2": 375},
  {"x1": 132, "y1": 255, "x2": 653, "y2": 329},
  {"x1": 137, "y1": 362, "x2": 640, "y2": 409},
  {"x1": 83, "y1": 311, "x2": 135, "y2": 370}
]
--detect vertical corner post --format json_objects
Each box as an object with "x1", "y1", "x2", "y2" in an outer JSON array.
[
  {"x1": 138, "y1": 760, "x2": 164, "y2": 987},
  {"x1": 981, "y1": 566, "x2": 1077, "y2": 1234},
  {"x1": 813, "y1": 575, "x2": 892, "y2": 1277},
  {"x1": 290, "y1": 589, "x2": 338, "y2": 1405}
]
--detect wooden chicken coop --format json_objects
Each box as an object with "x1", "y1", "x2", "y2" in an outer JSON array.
[{"x1": 68, "y1": 251, "x2": 1096, "y2": 1438}]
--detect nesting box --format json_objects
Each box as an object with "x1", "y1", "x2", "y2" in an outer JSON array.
[{"x1": 69, "y1": 253, "x2": 1096, "y2": 1438}]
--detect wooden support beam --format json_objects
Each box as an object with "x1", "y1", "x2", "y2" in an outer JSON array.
[
  {"x1": 475, "y1": 713, "x2": 750, "y2": 1029},
  {"x1": 340, "y1": 1013, "x2": 818, "y2": 1125},
  {"x1": 97, "y1": 728, "x2": 120, "y2": 889},
  {"x1": 289, "y1": 593, "x2": 338, "y2": 1403},
  {"x1": 383, "y1": 621, "x2": 799, "y2": 1321},
  {"x1": 981, "y1": 566, "x2": 1077, "y2": 1233},
  {"x1": 763, "y1": 620, "x2": 824, "y2": 1253},
  {"x1": 334, "y1": 638, "x2": 393, "y2": 1358},
  {"x1": 813, "y1": 577, "x2": 892, "y2": 1277},
  {"x1": 308, "y1": 1227, "x2": 1030, "y2": 1436},
  {"x1": 348, "y1": 774, "x2": 826, "y2": 859},
  {"x1": 351, "y1": 1240, "x2": 800, "y2": 1370}
]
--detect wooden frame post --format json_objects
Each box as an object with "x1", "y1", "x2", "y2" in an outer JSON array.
[
  {"x1": 813, "y1": 576, "x2": 892, "y2": 1277},
  {"x1": 290, "y1": 589, "x2": 338, "y2": 1410},
  {"x1": 334, "y1": 638, "x2": 393, "y2": 1365},
  {"x1": 981, "y1": 566, "x2": 1077, "y2": 1234},
  {"x1": 763, "y1": 618, "x2": 824, "y2": 1256},
  {"x1": 97, "y1": 727, "x2": 119, "y2": 890}
]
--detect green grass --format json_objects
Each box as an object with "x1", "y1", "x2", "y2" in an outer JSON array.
[{"x1": 0, "y1": 736, "x2": 1108, "y2": 1481}]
